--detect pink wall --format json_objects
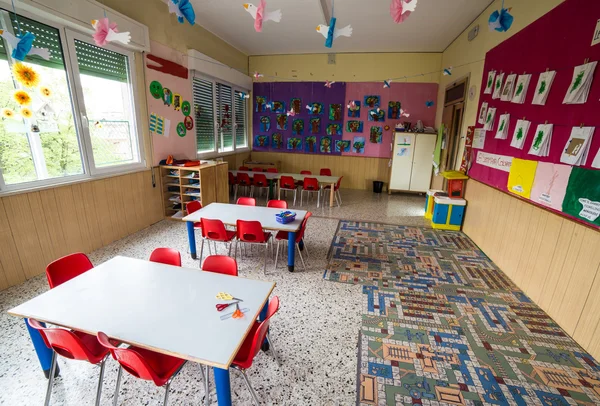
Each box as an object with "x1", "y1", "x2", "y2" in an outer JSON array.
[
  {"x1": 342, "y1": 82, "x2": 438, "y2": 158},
  {"x1": 145, "y1": 41, "x2": 196, "y2": 165}
]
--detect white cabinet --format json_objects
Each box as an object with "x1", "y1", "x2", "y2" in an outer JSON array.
[{"x1": 388, "y1": 132, "x2": 436, "y2": 194}]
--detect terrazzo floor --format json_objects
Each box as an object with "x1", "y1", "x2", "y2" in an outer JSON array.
[{"x1": 0, "y1": 189, "x2": 427, "y2": 406}]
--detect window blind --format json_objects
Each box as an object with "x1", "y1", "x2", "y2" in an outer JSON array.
[
  {"x1": 234, "y1": 90, "x2": 247, "y2": 148},
  {"x1": 216, "y1": 83, "x2": 233, "y2": 150},
  {"x1": 193, "y1": 78, "x2": 215, "y2": 153}
]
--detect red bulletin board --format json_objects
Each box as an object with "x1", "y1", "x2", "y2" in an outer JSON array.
[{"x1": 469, "y1": 0, "x2": 600, "y2": 190}]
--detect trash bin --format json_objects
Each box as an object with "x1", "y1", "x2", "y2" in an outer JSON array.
[{"x1": 373, "y1": 181, "x2": 384, "y2": 193}]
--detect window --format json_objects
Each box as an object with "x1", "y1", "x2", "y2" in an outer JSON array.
[
  {"x1": 0, "y1": 9, "x2": 142, "y2": 192},
  {"x1": 192, "y1": 75, "x2": 249, "y2": 156}
]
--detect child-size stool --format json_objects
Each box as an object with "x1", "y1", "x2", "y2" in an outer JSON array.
[
  {"x1": 424, "y1": 190, "x2": 447, "y2": 219},
  {"x1": 431, "y1": 197, "x2": 466, "y2": 231},
  {"x1": 441, "y1": 171, "x2": 469, "y2": 198}
]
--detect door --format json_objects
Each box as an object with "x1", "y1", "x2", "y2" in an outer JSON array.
[
  {"x1": 409, "y1": 133, "x2": 437, "y2": 192},
  {"x1": 447, "y1": 102, "x2": 465, "y2": 171},
  {"x1": 389, "y1": 133, "x2": 415, "y2": 191}
]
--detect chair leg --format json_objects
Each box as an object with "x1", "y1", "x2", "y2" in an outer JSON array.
[
  {"x1": 44, "y1": 351, "x2": 57, "y2": 406},
  {"x1": 297, "y1": 243, "x2": 307, "y2": 270},
  {"x1": 163, "y1": 380, "x2": 172, "y2": 406},
  {"x1": 238, "y1": 368, "x2": 261, "y2": 406},
  {"x1": 337, "y1": 190, "x2": 342, "y2": 205},
  {"x1": 234, "y1": 239, "x2": 239, "y2": 262},
  {"x1": 228, "y1": 241, "x2": 233, "y2": 256},
  {"x1": 203, "y1": 366, "x2": 209, "y2": 406},
  {"x1": 266, "y1": 332, "x2": 282, "y2": 366},
  {"x1": 293, "y1": 189, "x2": 297, "y2": 206},
  {"x1": 302, "y1": 240, "x2": 310, "y2": 259},
  {"x1": 95, "y1": 355, "x2": 108, "y2": 406},
  {"x1": 300, "y1": 190, "x2": 303, "y2": 206},
  {"x1": 263, "y1": 243, "x2": 268, "y2": 275},
  {"x1": 274, "y1": 240, "x2": 280, "y2": 270},
  {"x1": 317, "y1": 189, "x2": 321, "y2": 208},
  {"x1": 234, "y1": 185, "x2": 238, "y2": 202},
  {"x1": 113, "y1": 365, "x2": 123, "y2": 406}
]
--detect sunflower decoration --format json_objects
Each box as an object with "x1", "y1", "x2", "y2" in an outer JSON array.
[
  {"x1": 2, "y1": 108, "x2": 16, "y2": 120},
  {"x1": 12, "y1": 62, "x2": 41, "y2": 88},
  {"x1": 39, "y1": 86, "x2": 52, "y2": 98},
  {"x1": 13, "y1": 90, "x2": 32, "y2": 106},
  {"x1": 20, "y1": 108, "x2": 33, "y2": 119}
]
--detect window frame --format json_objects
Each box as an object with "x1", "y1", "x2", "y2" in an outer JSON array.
[
  {"x1": 0, "y1": 6, "x2": 145, "y2": 194},
  {"x1": 192, "y1": 71, "x2": 250, "y2": 159}
]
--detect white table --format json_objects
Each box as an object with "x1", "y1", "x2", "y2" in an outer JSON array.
[
  {"x1": 8, "y1": 256, "x2": 275, "y2": 406},
  {"x1": 183, "y1": 203, "x2": 307, "y2": 272},
  {"x1": 229, "y1": 170, "x2": 340, "y2": 207}
]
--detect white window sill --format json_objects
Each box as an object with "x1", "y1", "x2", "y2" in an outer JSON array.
[{"x1": 197, "y1": 148, "x2": 250, "y2": 160}]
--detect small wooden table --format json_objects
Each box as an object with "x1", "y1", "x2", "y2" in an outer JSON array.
[
  {"x1": 8, "y1": 256, "x2": 275, "y2": 406},
  {"x1": 183, "y1": 203, "x2": 307, "y2": 272}
]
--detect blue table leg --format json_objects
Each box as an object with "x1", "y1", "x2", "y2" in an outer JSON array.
[
  {"x1": 213, "y1": 367, "x2": 232, "y2": 406},
  {"x1": 287, "y1": 231, "x2": 296, "y2": 272},
  {"x1": 186, "y1": 221, "x2": 197, "y2": 259},
  {"x1": 25, "y1": 319, "x2": 57, "y2": 378}
]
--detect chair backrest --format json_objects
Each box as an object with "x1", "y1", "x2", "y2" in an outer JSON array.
[
  {"x1": 280, "y1": 176, "x2": 295, "y2": 189},
  {"x1": 239, "y1": 166, "x2": 249, "y2": 171},
  {"x1": 186, "y1": 200, "x2": 202, "y2": 215},
  {"x1": 303, "y1": 177, "x2": 319, "y2": 191},
  {"x1": 236, "y1": 220, "x2": 268, "y2": 243},
  {"x1": 267, "y1": 199, "x2": 288, "y2": 209},
  {"x1": 202, "y1": 255, "x2": 238, "y2": 276},
  {"x1": 296, "y1": 212, "x2": 313, "y2": 242},
  {"x1": 237, "y1": 172, "x2": 251, "y2": 186},
  {"x1": 253, "y1": 174, "x2": 268, "y2": 187},
  {"x1": 300, "y1": 170, "x2": 312, "y2": 175},
  {"x1": 149, "y1": 248, "x2": 181, "y2": 266},
  {"x1": 97, "y1": 332, "x2": 160, "y2": 384},
  {"x1": 266, "y1": 168, "x2": 278, "y2": 173},
  {"x1": 46, "y1": 253, "x2": 94, "y2": 289},
  {"x1": 251, "y1": 167, "x2": 264, "y2": 172},
  {"x1": 334, "y1": 175, "x2": 343, "y2": 190},
  {"x1": 28, "y1": 319, "x2": 100, "y2": 362},
  {"x1": 246, "y1": 297, "x2": 280, "y2": 364},
  {"x1": 228, "y1": 172, "x2": 237, "y2": 184},
  {"x1": 320, "y1": 168, "x2": 332, "y2": 176},
  {"x1": 201, "y1": 218, "x2": 229, "y2": 241},
  {"x1": 237, "y1": 197, "x2": 256, "y2": 206}
]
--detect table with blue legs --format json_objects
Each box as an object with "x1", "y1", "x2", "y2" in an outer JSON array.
[
  {"x1": 183, "y1": 203, "x2": 307, "y2": 272},
  {"x1": 8, "y1": 256, "x2": 276, "y2": 406}
]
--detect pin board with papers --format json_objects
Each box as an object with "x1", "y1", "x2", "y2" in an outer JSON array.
[{"x1": 468, "y1": 0, "x2": 600, "y2": 228}]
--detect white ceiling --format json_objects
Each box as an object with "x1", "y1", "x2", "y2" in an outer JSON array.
[{"x1": 191, "y1": 0, "x2": 494, "y2": 55}]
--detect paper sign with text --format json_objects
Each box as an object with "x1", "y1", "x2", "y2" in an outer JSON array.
[{"x1": 475, "y1": 151, "x2": 513, "y2": 172}]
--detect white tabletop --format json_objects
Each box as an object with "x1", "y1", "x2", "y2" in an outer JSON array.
[
  {"x1": 183, "y1": 203, "x2": 307, "y2": 232},
  {"x1": 230, "y1": 170, "x2": 339, "y2": 184},
  {"x1": 8, "y1": 256, "x2": 275, "y2": 369}
]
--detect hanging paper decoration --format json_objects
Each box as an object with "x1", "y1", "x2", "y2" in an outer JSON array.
[
  {"x1": 91, "y1": 18, "x2": 131, "y2": 47},
  {"x1": 383, "y1": 80, "x2": 392, "y2": 88},
  {"x1": 347, "y1": 100, "x2": 360, "y2": 117},
  {"x1": 163, "y1": 88, "x2": 173, "y2": 106},
  {"x1": 443, "y1": 66, "x2": 453, "y2": 76},
  {"x1": 324, "y1": 80, "x2": 336, "y2": 88},
  {"x1": 400, "y1": 108, "x2": 410, "y2": 118},
  {"x1": 39, "y1": 86, "x2": 52, "y2": 98},
  {"x1": 12, "y1": 62, "x2": 40, "y2": 88},
  {"x1": 0, "y1": 30, "x2": 51, "y2": 61},
  {"x1": 316, "y1": 16, "x2": 352, "y2": 48},
  {"x1": 13, "y1": 90, "x2": 31, "y2": 106},
  {"x1": 425, "y1": 100, "x2": 434, "y2": 108},
  {"x1": 239, "y1": 92, "x2": 250, "y2": 99},
  {"x1": 390, "y1": 0, "x2": 417, "y2": 24},
  {"x1": 265, "y1": 101, "x2": 274, "y2": 110},
  {"x1": 253, "y1": 72, "x2": 264, "y2": 79},
  {"x1": 168, "y1": 0, "x2": 196, "y2": 25},
  {"x1": 244, "y1": 1, "x2": 282, "y2": 32},
  {"x1": 286, "y1": 108, "x2": 296, "y2": 117},
  {"x1": 488, "y1": 2, "x2": 514, "y2": 32},
  {"x1": 20, "y1": 107, "x2": 33, "y2": 119},
  {"x1": 306, "y1": 103, "x2": 323, "y2": 115},
  {"x1": 1, "y1": 108, "x2": 16, "y2": 120}
]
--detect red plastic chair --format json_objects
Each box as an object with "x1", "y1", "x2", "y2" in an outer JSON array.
[
  {"x1": 46, "y1": 252, "x2": 93, "y2": 289},
  {"x1": 322, "y1": 176, "x2": 343, "y2": 207},
  {"x1": 200, "y1": 218, "x2": 236, "y2": 262},
  {"x1": 29, "y1": 319, "x2": 111, "y2": 406},
  {"x1": 266, "y1": 168, "x2": 278, "y2": 173},
  {"x1": 267, "y1": 199, "x2": 288, "y2": 209},
  {"x1": 97, "y1": 332, "x2": 195, "y2": 406},
  {"x1": 149, "y1": 248, "x2": 181, "y2": 266},
  {"x1": 239, "y1": 166, "x2": 249, "y2": 171},
  {"x1": 300, "y1": 170, "x2": 312, "y2": 175},
  {"x1": 300, "y1": 177, "x2": 320, "y2": 207},
  {"x1": 278, "y1": 175, "x2": 297, "y2": 206},
  {"x1": 275, "y1": 212, "x2": 312, "y2": 270},
  {"x1": 251, "y1": 167, "x2": 264, "y2": 172},
  {"x1": 231, "y1": 296, "x2": 281, "y2": 404},
  {"x1": 236, "y1": 220, "x2": 272, "y2": 274},
  {"x1": 202, "y1": 255, "x2": 238, "y2": 276},
  {"x1": 236, "y1": 172, "x2": 252, "y2": 200},
  {"x1": 237, "y1": 197, "x2": 256, "y2": 206},
  {"x1": 185, "y1": 201, "x2": 202, "y2": 230},
  {"x1": 319, "y1": 168, "x2": 332, "y2": 176},
  {"x1": 251, "y1": 173, "x2": 269, "y2": 203}
]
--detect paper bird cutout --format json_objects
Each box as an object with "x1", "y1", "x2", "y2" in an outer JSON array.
[
  {"x1": 91, "y1": 18, "x2": 131, "y2": 47},
  {"x1": 286, "y1": 108, "x2": 295, "y2": 117},
  {"x1": 266, "y1": 102, "x2": 274, "y2": 110},
  {"x1": 489, "y1": 6, "x2": 513, "y2": 32},
  {"x1": 244, "y1": 0, "x2": 282, "y2": 32},
  {"x1": 305, "y1": 104, "x2": 313, "y2": 113},
  {"x1": 168, "y1": 0, "x2": 196, "y2": 26},
  {"x1": 324, "y1": 80, "x2": 335, "y2": 88},
  {"x1": 390, "y1": 0, "x2": 417, "y2": 24},
  {"x1": 347, "y1": 100, "x2": 356, "y2": 109},
  {"x1": 239, "y1": 92, "x2": 250, "y2": 99},
  {"x1": 253, "y1": 72, "x2": 264, "y2": 79},
  {"x1": 146, "y1": 54, "x2": 189, "y2": 79},
  {"x1": 443, "y1": 66, "x2": 453, "y2": 76},
  {"x1": 425, "y1": 100, "x2": 434, "y2": 108},
  {"x1": 400, "y1": 108, "x2": 410, "y2": 118},
  {"x1": 317, "y1": 17, "x2": 352, "y2": 48},
  {"x1": 0, "y1": 30, "x2": 50, "y2": 61},
  {"x1": 383, "y1": 80, "x2": 392, "y2": 88}
]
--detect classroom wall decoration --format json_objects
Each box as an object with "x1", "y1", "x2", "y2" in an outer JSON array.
[{"x1": 468, "y1": 0, "x2": 600, "y2": 228}]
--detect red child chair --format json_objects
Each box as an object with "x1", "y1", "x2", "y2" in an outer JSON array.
[
  {"x1": 278, "y1": 175, "x2": 298, "y2": 206},
  {"x1": 149, "y1": 248, "x2": 181, "y2": 266},
  {"x1": 239, "y1": 166, "x2": 249, "y2": 171},
  {"x1": 251, "y1": 167, "x2": 264, "y2": 172},
  {"x1": 236, "y1": 172, "x2": 252, "y2": 201},
  {"x1": 266, "y1": 168, "x2": 278, "y2": 173},
  {"x1": 46, "y1": 252, "x2": 94, "y2": 289},
  {"x1": 228, "y1": 172, "x2": 238, "y2": 197},
  {"x1": 322, "y1": 176, "x2": 343, "y2": 207},
  {"x1": 202, "y1": 255, "x2": 238, "y2": 276},
  {"x1": 319, "y1": 168, "x2": 332, "y2": 176},
  {"x1": 237, "y1": 197, "x2": 256, "y2": 206},
  {"x1": 275, "y1": 212, "x2": 312, "y2": 270},
  {"x1": 300, "y1": 177, "x2": 320, "y2": 207},
  {"x1": 200, "y1": 218, "x2": 236, "y2": 262},
  {"x1": 267, "y1": 199, "x2": 288, "y2": 209},
  {"x1": 251, "y1": 173, "x2": 269, "y2": 203},
  {"x1": 236, "y1": 220, "x2": 272, "y2": 275}
]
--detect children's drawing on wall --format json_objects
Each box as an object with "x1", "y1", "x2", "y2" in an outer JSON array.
[
  {"x1": 273, "y1": 101, "x2": 285, "y2": 113},
  {"x1": 305, "y1": 136, "x2": 317, "y2": 153},
  {"x1": 347, "y1": 100, "x2": 361, "y2": 117},
  {"x1": 320, "y1": 136, "x2": 332, "y2": 153},
  {"x1": 276, "y1": 114, "x2": 288, "y2": 130},
  {"x1": 364, "y1": 95, "x2": 380, "y2": 108},
  {"x1": 287, "y1": 137, "x2": 302, "y2": 151},
  {"x1": 329, "y1": 104, "x2": 342, "y2": 121},
  {"x1": 254, "y1": 135, "x2": 269, "y2": 148},
  {"x1": 387, "y1": 101, "x2": 402, "y2": 119},
  {"x1": 271, "y1": 132, "x2": 283, "y2": 149},
  {"x1": 335, "y1": 139, "x2": 351, "y2": 153},
  {"x1": 346, "y1": 120, "x2": 363, "y2": 133},
  {"x1": 292, "y1": 119, "x2": 304, "y2": 135},
  {"x1": 369, "y1": 108, "x2": 385, "y2": 122},
  {"x1": 173, "y1": 94, "x2": 182, "y2": 111},
  {"x1": 149, "y1": 80, "x2": 163, "y2": 99},
  {"x1": 163, "y1": 88, "x2": 173, "y2": 106},
  {"x1": 306, "y1": 102, "x2": 323, "y2": 115},
  {"x1": 259, "y1": 116, "x2": 271, "y2": 132},
  {"x1": 370, "y1": 126, "x2": 383, "y2": 143},
  {"x1": 290, "y1": 98, "x2": 302, "y2": 114},
  {"x1": 326, "y1": 123, "x2": 342, "y2": 136},
  {"x1": 353, "y1": 136, "x2": 366, "y2": 153},
  {"x1": 310, "y1": 117, "x2": 321, "y2": 134},
  {"x1": 255, "y1": 96, "x2": 267, "y2": 112},
  {"x1": 182, "y1": 101, "x2": 191, "y2": 116}
]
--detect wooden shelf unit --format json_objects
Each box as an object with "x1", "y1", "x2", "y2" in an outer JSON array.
[{"x1": 160, "y1": 162, "x2": 229, "y2": 220}]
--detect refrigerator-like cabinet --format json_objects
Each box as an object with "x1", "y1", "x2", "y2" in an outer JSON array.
[{"x1": 388, "y1": 132, "x2": 436, "y2": 194}]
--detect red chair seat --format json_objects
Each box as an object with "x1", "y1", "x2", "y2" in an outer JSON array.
[
  {"x1": 213, "y1": 230, "x2": 236, "y2": 242},
  {"x1": 275, "y1": 230, "x2": 289, "y2": 240},
  {"x1": 76, "y1": 331, "x2": 113, "y2": 363},
  {"x1": 125, "y1": 346, "x2": 186, "y2": 387},
  {"x1": 232, "y1": 321, "x2": 260, "y2": 370}
]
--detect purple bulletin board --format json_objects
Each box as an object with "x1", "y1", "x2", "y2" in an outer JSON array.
[{"x1": 253, "y1": 82, "x2": 346, "y2": 155}]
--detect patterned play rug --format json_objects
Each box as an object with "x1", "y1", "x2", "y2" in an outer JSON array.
[{"x1": 324, "y1": 221, "x2": 600, "y2": 405}]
